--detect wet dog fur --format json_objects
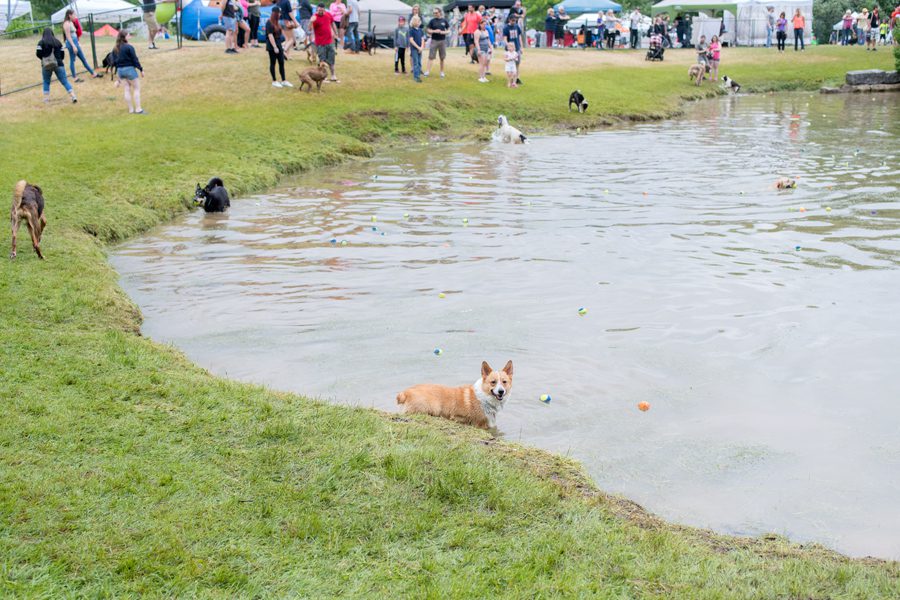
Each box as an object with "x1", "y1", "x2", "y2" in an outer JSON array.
[
  {"x1": 11, "y1": 180, "x2": 47, "y2": 260},
  {"x1": 688, "y1": 63, "x2": 705, "y2": 85},
  {"x1": 497, "y1": 115, "x2": 527, "y2": 144},
  {"x1": 193, "y1": 177, "x2": 231, "y2": 212},
  {"x1": 396, "y1": 360, "x2": 514, "y2": 430}
]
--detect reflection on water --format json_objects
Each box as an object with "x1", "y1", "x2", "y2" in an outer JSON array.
[{"x1": 111, "y1": 93, "x2": 900, "y2": 559}]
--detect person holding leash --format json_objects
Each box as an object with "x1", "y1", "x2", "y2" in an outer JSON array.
[
  {"x1": 62, "y1": 9, "x2": 100, "y2": 82},
  {"x1": 311, "y1": 3, "x2": 339, "y2": 81}
]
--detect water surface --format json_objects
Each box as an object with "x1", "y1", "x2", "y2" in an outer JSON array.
[{"x1": 112, "y1": 93, "x2": 900, "y2": 559}]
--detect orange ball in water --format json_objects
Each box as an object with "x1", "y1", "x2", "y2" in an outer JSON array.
[{"x1": 637, "y1": 401, "x2": 651, "y2": 412}]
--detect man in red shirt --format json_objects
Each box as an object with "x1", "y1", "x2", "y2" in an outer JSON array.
[{"x1": 311, "y1": 3, "x2": 339, "y2": 81}]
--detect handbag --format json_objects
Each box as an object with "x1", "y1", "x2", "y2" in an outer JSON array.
[{"x1": 41, "y1": 52, "x2": 58, "y2": 71}]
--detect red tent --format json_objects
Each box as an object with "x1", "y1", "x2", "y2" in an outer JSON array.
[{"x1": 94, "y1": 24, "x2": 119, "y2": 37}]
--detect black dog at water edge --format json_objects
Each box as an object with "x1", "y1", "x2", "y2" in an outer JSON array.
[
  {"x1": 568, "y1": 90, "x2": 589, "y2": 113},
  {"x1": 193, "y1": 177, "x2": 231, "y2": 212}
]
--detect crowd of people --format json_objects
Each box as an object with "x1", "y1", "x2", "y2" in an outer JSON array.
[
  {"x1": 33, "y1": 1, "x2": 899, "y2": 108},
  {"x1": 830, "y1": 5, "x2": 899, "y2": 48}
]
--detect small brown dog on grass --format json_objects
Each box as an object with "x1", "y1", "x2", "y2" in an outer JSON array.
[
  {"x1": 397, "y1": 360, "x2": 514, "y2": 430},
  {"x1": 10, "y1": 180, "x2": 47, "y2": 260},
  {"x1": 688, "y1": 64, "x2": 705, "y2": 86},
  {"x1": 297, "y1": 62, "x2": 328, "y2": 93}
]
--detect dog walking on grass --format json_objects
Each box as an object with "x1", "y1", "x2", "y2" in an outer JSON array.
[{"x1": 11, "y1": 180, "x2": 47, "y2": 260}]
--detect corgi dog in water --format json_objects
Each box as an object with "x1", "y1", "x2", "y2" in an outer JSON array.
[{"x1": 397, "y1": 360, "x2": 514, "y2": 430}]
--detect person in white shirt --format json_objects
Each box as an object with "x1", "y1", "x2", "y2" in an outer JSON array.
[{"x1": 629, "y1": 8, "x2": 641, "y2": 49}]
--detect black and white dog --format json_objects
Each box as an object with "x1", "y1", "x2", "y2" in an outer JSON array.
[
  {"x1": 722, "y1": 75, "x2": 741, "y2": 93},
  {"x1": 568, "y1": 90, "x2": 589, "y2": 113},
  {"x1": 193, "y1": 177, "x2": 231, "y2": 212}
]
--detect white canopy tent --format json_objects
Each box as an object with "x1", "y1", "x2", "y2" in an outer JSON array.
[
  {"x1": 355, "y1": 0, "x2": 411, "y2": 34},
  {"x1": 51, "y1": 0, "x2": 142, "y2": 25},
  {"x1": 652, "y1": 0, "x2": 812, "y2": 46},
  {"x1": 1, "y1": 0, "x2": 32, "y2": 32}
]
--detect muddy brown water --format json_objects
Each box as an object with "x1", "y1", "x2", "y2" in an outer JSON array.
[{"x1": 111, "y1": 93, "x2": 900, "y2": 559}]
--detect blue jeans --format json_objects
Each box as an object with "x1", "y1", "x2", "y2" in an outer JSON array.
[
  {"x1": 347, "y1": 21, "x2": 359, "y2": 51},
  {"x1": 65, "y1": 39, "x2": 95, "y2": 77},
  {"x1": 766, "y1": 26, "x2": 773, "y2": 47},
  {"x1": 42, "y1": 65, "x2": 73, "y2": 93},
  {"x1": 841, "y1": 28, "x2": 850, "y2": 45},
  {"x1": 857, "y1": 26, "x2": 865, "y2": 45},
  {"x1": 411, "y1": 48, "x2": 422, "y2": 80},
  {"x1": 794, "y1": 28, "x2": 804, "y2": 50}
]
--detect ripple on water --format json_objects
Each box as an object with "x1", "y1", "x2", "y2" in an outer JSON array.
[{"x1": 111, "y1": 93, "x2": 900, "y2": 560}]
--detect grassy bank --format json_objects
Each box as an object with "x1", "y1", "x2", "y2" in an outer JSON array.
[{"x1": 2, "y1": 40, "x2": 898, "y2": 596}]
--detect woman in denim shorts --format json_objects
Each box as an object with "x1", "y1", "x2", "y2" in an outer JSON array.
[
  {"x1": 113, "y1": 31, "x2": 146, "y2": 114},
  {"x1": 222, "y1": 0, "x2": 239, "y2": 53}
]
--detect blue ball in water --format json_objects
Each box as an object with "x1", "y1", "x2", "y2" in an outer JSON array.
[
  {"x1": 433, "y1": 348, "x2": 442, "y2": 356},
  {"x1": 540, "y1": 394, "x2": 552, "y2": 404},
  {"x1": 329, "y1": 238, "x2": 337, "y2": 244}
]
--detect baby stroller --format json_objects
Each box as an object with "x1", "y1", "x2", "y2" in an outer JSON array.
[{"x1": 646, "y1": 33, "x2": 664, "y2": 61}]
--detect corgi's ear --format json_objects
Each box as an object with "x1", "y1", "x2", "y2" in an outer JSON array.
[
  {"x1": 502, "y1": 360, "x2": 513, "y2": 377},
  {"x1": 481, "y1": 361, "x2": 493, "y2": 379}
]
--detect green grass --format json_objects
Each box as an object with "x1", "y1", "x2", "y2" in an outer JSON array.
[{"x1": 1, "y1": 42, "x2": 898, "y2": 597}]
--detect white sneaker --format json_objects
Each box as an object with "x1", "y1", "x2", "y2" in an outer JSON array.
[
  {"x1": 478, "y1": 77, "x2": 488, "y2": 83},
  {"x1": 440, "y1": 72, "x2": 445, "y2": 78},
  {"x1": 281, "y1": 80, "x2": 293, "y2": 87},
  {"x1": 272, "y1": 81, "x2": 283, "y2": 88},
  {"x1": 423, "y1": 71, "x2": 430, "y2": 77}
]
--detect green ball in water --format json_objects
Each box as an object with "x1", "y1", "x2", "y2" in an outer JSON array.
[
  {"x1": 578, "y1": 307, "x2": 587, "y2": 316},
  {"x1": 403, "y1": 213, "x2": 410, "y2": 218},
  {"x1": 341, "y1": 240, "x2": 348, "y2": 246},
  {"x1": 540, "y1": 394, "x2": 552, "y2": 404}
]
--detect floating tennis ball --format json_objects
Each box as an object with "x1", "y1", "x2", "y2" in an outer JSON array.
[
  {"x1": 433, "y1": 348, "x2": 442, "y2": 356},
  {"x1": 540, "y1": 394, "x2": 552, "y2": 404},
  {"x1": 578, "y1": 307, "x2": 587, "y2": 316},
  {"x1": 637, "y1": 401, "x2": 650, "y2": 412},
  {"x1": 462, "y1": 218, "x2": 468, "y2": 225},
  {"x1": 438, "y1": 293, "x2": 446, "y2": 299},
  {"x1": 340, "y1": 240, "x2": 348, "y2": 246},
  {"x1": 372, "y1": 216, "x2": 377, "y2": 222},
  {"x1": 825, "y1": 207, "x2": 832, "y2": 212},
  {"x1": 403, "y1": 213, "x2": 410, "y2": 218},
  {"x1": 603, "y1": 189, "x2": 609, "y2": 195}
]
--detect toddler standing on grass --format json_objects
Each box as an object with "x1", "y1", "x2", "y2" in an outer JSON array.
[
  {"x1": 393, "y1": 17, "x2": 408, "y2": 74},
  {"x1": 408, "y1": 15, "x2": 424, "y2": 83},
  {"x1": 504, "y1": 42, "x2": 518, "y2": 88}
]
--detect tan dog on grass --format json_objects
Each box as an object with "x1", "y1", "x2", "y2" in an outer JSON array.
[
  {"x1": 297, "y1": 62, "x2": 329, "y2": 93},
  {"x1": 688, "y1": 64, "x2": 705, "y2": 86},
  {"x1": 11, "y1": 180, "x2": 47, "y2": 260},
  {"x1": 397, "y1": 360, "x2": 514, "y2": 430}
]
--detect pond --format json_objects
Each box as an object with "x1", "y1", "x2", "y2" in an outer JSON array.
[{"x1": 111, "y1": 93, "x2": 900, "y2": 560}]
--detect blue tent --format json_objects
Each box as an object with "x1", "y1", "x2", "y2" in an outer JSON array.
[{"x1": 557, "y1": 0, "x2": 622, "y2": 13}]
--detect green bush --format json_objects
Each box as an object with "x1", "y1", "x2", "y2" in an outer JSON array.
[
  {"x1": 812, "y1": 0, "x2": 844, "y2": 45},
  {"x1": 3, "y1": 16, "x2": 44, "y2": 39},
  {"x1": 894, "y1": 26, "x2": 899, "y2": 72}
]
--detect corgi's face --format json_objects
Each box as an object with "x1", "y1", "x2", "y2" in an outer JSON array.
[{"x1": 480, "y1": 360, "x2": 514, "y2": 403}]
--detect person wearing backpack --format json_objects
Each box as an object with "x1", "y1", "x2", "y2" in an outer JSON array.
[{"x1": 36, "y1": 28, "x2": 77, "y2": 104}]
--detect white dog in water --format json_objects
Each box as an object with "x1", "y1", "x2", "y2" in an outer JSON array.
[{"x1": 494, "y1": 115, "x2": 527, "y2": 144}]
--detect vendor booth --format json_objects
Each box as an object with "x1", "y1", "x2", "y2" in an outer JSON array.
[{"x1": 651, "y1": 0, "x2": 812, "y2": 46}]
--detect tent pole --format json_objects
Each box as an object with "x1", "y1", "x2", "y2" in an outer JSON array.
[{"x1": 89, "y1": 13, "x2": 97, "y2": 69}]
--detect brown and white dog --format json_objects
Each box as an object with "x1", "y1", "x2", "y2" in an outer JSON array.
[
  {"x1": 297, "y1": 62, "x2": 329, "y2": 93},
  {"x1": 10, "y1": 180, "x2": 46, "y2": 260},
  {"x1": 396, "y1": 360, "x2": 514, "y2": 430}
]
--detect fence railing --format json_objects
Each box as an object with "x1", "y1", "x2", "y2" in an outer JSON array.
[{"x1": 0, "y1": 9, "x2": 183, "y2": 96}]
